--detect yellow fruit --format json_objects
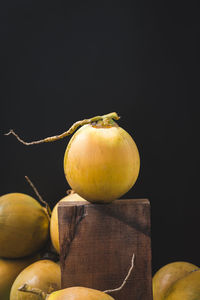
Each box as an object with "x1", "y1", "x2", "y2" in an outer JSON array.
[
  {"x1": 10, "y1": 259, "x2": 61, "y2": 300},
  {"x1": 64, "y1": 122, "x2": 140, "y2": 203},
  {"x1": 5, "y1": 113, "x2": 138, "y2": 203},
  {"x1": 164, "y1": 269, "x2": 200, "y2": 300},
  {"x1": 0, "y1": 193, "x2": 49, "y2": 258},
  {"x1": 50, "y1": 192, "x2": 88, "y2": 253},
  {"x1": 18, "y1": 285, "x2": 115, "y2": 300},
  {"x1": 0, "y1": 254, "x2": 39, "y2": 300},
  {"x1": 153, "y1": 261, "x2": 198, "y2": 300},
  {"x1": 47, "y1": 286, "x2": 115, "y2": 300}
]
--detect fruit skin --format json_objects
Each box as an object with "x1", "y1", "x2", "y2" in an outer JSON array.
[
  {"x1": 0, "y1": 254, "x2": 39, "y2": 300},
  {"x1": 47, "y1": 286, "x2": 115, "y2": 300},
  {"x1": 153, "y1": 261, "x2": 198, "y2": 300},
  {"x1": 50, "y1": 193, "x2": 88, "y2": 253},
  {"x1": 10, "y1": 259, "x2": 61, "y2": 300},
  {"x1": 64, "y1": 123, "x2": 140, "y2": 203},
  {"x1": 164, "y1": 269, "x2": 200, "y2": 300},
  {"x1": 0, "y1": 193, "x2": 49, "y2": 258}
]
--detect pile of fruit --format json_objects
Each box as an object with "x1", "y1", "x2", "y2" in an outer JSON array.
[
  {"x1": 0, "y1": 192, "x2": 61, "y2": 300},
  {"x1": 1, "y1": 112, "x2": 199, "y2": 299},
  {"x1": 1, "y1": 112, "x2": 140, "y2": 299}
]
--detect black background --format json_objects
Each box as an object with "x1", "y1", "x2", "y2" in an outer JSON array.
[{"x1": 1, "y1": 0, "x2": 199, "y2": 274}]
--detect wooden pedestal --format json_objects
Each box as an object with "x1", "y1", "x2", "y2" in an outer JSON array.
[{"x1": 58, "y1": 199, "x2": 152, "y2": 300}]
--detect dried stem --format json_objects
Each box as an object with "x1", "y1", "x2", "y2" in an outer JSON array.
[
  {"x1": 25, "y1": 176, "x2": 51, "y2": 220},
  {"x1": 5, "y1": 112, "x2": 120, "y2": 145},
  {"x1": 103, "y1": 252, "x2": 135, "y2": 294},
  {"x1": 18, "y1": 284, "x2": 47, "y2": 300}
]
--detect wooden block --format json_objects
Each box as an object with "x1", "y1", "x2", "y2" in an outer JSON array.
[{"x1": 58, "y1": 199, "x2": 152, "y2": 300}]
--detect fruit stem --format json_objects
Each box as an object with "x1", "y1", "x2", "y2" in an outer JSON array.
[
  {"x1": 5, "y1": 112, "x2": 120, "y2": 145},
  {"x1": 25, "y1": 175, "x2": 51, "y2": 220},
  {"x1": 18, "y1": 284, "x2": 48, "y2": 300},
  {"x1": 103, "y1": 251, "x2": 135, "y2": 294}
]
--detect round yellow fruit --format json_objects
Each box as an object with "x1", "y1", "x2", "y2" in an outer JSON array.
[
  {"x1": 0, "y1": 254, "x2": 39, "y2": 300},
  {"x1": 153, "y1": 261, "x2": 198, "y2": 300},
  {"x1": 47, "y1": 286, "x2": 115, "y2": 300},
  {"x1": 10, "y1": 260, "x2": 61, "y2": 300},
  {"x1": 64, "y1": 122, "x2": 140, "y2": 203},
  {"x1": 50, "y1": 192, "x2": 88, "y2": 253},
  {"x1": 0, "y1": 193, "x2": 49, "y2": 258},
  {"x1": 165, "y1": 269, "x2": 200, "y2": 300}
]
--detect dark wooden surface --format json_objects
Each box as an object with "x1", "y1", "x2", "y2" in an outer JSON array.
[{"x1": 58, "y1": 199, "x2": 152, "y2": 300}]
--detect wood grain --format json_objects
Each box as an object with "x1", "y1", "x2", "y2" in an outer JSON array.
[{"x1": 58, "y1": 199, "x2": 152, "y2": 300}]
